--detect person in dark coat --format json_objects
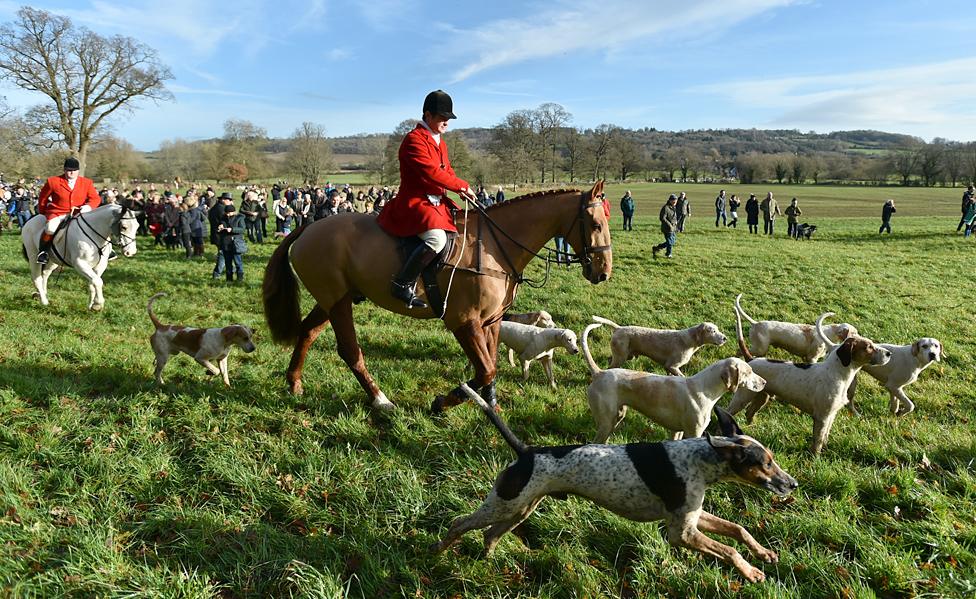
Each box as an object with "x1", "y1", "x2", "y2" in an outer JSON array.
[
  {"x1": 217, "y1": 204, "x2": 246, "y2": 281},
  {"x1": 745, "y1": 193, "x2": 760, "y2": 234},
  {"x1": 675, "y1": 192, "x2": 690, "y2": 232},
  {"x1": 209, "y1": 192, "x2": 233, "y2": 278},
  {"x1": 714, "y1": 190, "x2": 727, "y2": 227},
  {"x1": 880, "y1": 199, "x2": 896, "y2": 234},
  {"x1": 620, "y1": 190, "x2": 635, "y2": 231},
  {"x1": 652, "y1": 194, "x2": 679, "y2": 258},
  {"x1": 957, "y1": 184, "x2": 974, "y2": 232},
  {"x1": 240, "y1": 190, "x2": 262, "y2": 243}
]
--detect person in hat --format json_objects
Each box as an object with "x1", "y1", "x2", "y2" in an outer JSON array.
[
  {"x1": 376, "y1": 89, "x2": 479, "y2": 309},
  {"x1": 652, "y1": 194, "x2": 679, "y2": 259},
  {"x1": 217, "y1": 202, "x2": 246, "y2": 281},
  {"x1": 209, "y1": 192, "x2": 234, "y2": 278},
  {"x1": 35, "y1": 157, "x2": 100, "y2": 264}
]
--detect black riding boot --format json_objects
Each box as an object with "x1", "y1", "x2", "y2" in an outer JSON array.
[
  {"x1": 36, "y1": 232, "x2": 54, "y2": 264},
  {"x1": 391, "y1": 244, "x2": 438, "y2": 309}
]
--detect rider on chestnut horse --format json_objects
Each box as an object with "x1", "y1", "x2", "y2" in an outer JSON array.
[{"x1": 375, "y1": 90, "x2": 480, "y2": 309}]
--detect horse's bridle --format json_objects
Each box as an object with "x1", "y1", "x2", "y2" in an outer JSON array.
[
  {"x1": 562, "y1": 198, "x2": 613, "y2": 277},
  {"x1": 465, "y1": 191, "x2": 612, "y2": 287},
  {"x1": 77, "y1": 205, "x2": 138, "y2": 257}
]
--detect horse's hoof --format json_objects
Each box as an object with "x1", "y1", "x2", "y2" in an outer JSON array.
[
  {"x1": 371, "y1": 392, "x2": 395, "y2": 411},
  {"x1": 431, "y1": 396, "x2": 447, "y2": 414},
  {"x1": 91, "y1": 304, "x2": 103, "y2": 312}
]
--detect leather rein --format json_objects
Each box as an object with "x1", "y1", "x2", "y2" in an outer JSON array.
[{"x1": 462, "y1": 193, "x2": 611, "y2": 288}]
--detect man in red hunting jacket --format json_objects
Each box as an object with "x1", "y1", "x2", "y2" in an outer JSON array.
[
  {"x1": 377, "y1": 89, "x2": 479, "y2": 309},
  {"x1": 35, "y1": 157, "x2": 100, "y2": 264}
]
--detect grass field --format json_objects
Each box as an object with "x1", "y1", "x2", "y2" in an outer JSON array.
[{"x1": 1, "y1": 184, "x2": 974, "y2": 598}]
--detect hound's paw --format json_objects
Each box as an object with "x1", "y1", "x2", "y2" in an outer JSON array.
[
  {"x1": 741, "y1": 565, "x2": 766, "y2": 583},
  {"x1": 754, "y1": 547, "x2": 778, "y2": 563}
]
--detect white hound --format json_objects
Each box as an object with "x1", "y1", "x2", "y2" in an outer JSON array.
[
  {"x1": 729, "y1": 311, "x2": 890, "y2": 454},
  {"x1": 582, "y1": 321, "x2": 765, "y2": 442},
  {"x1": 734, "y1": 294, "x2": 857, "y2": 362},
  {"x1": 591, "y1": 315, "x2": 727, "y2": 375}
]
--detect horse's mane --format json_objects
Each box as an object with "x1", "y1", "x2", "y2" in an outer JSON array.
[{"x1": 483, "y1": 188, "x2": 582, "y2": 212}]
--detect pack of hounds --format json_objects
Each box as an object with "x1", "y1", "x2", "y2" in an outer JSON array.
[{"x1": 144, "y1": 291, "x2": 942, "y2": 583}]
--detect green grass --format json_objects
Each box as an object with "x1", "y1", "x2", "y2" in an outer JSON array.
[{"x1": 1, "y1": 184, "x2": 975, "y2": 597}]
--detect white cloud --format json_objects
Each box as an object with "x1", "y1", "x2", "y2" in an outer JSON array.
[
  {"x1": 325, "y1": 48, "x2": 350, "y2": 61},
  {"x1": 693, "y1": 56, "x2": 976, "y2": 140},
  {"x1": 447, "y1": 0, "x2": 796, "y2": 82}
]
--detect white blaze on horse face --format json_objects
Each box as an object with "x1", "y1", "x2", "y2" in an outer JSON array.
[{"x1": 120, "y1": 212, "x2": 140, "y2": 256}]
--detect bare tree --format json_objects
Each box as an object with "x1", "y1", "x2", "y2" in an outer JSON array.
[
  {"x1": 589, "y1": 124, "x2": 618, "y2": 181},
  {"x1": 917, "y1": 143, "x2": 943, "y2": 187},
  {"x1": 492, "y1": 110, "x2": 537, "y2": 185},
  {"x1": 88, "y1": 135, "x2": 141, "y2": 183},
  {"x1": 534, "y1": 102, "x2": 571, "y2": 183},
  {"x1": 562, "y1": 127, "x2": 585, "y2": 183},
  {"x1": 941, "y1": 145, "x2": 965, "y2": 187},
  {"x1": 221, "y1": 118, "x2": 268, "y2": 180},
  {"x1": 285, "y1": 122, "x2": 334, "y2": 185},
  {"x1": 889, "y1": 147, "x2": 920, "y2": 186},
  {"x1": 0, "y1": 6, "x2": 172, "y2": 174},
  {"x1": 155, "y1": 138, "x2": 202, "y2": 182}
]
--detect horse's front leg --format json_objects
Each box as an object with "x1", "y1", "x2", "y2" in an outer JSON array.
[
  {"x1": 30, "y1": 260, "x2": 50, "y2": 306},
  {"x1": 73, "y1": 260, "x2": 105, "y2": 311},
  {"x1": 432, "y1": 319, "x2": 498, "y2": 413}
]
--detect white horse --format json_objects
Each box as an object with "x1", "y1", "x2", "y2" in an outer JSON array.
[{"x1": 21, "y1": 204, "x2": 139, "y2": 311}]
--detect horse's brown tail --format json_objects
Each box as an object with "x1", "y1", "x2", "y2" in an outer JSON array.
[{"x1": 263, "y1": 226, "x2": 306, "y2": 345}]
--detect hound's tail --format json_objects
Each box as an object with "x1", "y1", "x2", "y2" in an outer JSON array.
[
  {"x1": 581, "y1": 321, "x2": 604, "y2": 376},
  {"x1": 591, "y1": 315, "x2": 621, "y2": 330},
  {"x1": 734, "y1": 294, "x2": 758, "y2": 324},
  {"x1": 458, "y1": 384, "x2": 529, "y2": 457},
  {"x1": 147, "y1": 292, "x2": 166, "y2": 329},
  {"x1": 734, "y1": 302, "x2": 755, "y2": 362},
  {"x1": 814, "y1": 312, "x2": 838, "y2": 348}
]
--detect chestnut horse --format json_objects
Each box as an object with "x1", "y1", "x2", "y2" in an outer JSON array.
[{"x1": 263, "y1": 181, "x2": 612, "y2": 412}]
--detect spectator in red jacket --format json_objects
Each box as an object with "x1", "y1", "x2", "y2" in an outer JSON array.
[
  {"x1": 36, "y1": 157, "x2": 100, "y2": 264},
  {"x1": 376, "y1": 90, "x2": 478, "y2": 308}
]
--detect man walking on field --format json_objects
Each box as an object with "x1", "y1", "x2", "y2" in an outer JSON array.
[
  {"x1": 35, "y1": 157, "x2": 100, "y2": 264},
  {"x1": 652, "y1": 194, "x2": 679, "y2": 259}
]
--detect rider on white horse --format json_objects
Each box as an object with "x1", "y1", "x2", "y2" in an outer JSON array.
[{"x1": 36, "y1": 157, "x2": 100, "y2": 265}]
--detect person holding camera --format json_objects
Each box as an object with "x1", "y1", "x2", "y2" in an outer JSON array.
[{"x1": 217, "y1": 203, "x2": 246, "y2": 282}]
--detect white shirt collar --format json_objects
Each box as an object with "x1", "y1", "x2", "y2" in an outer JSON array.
[{"x1": 418, "y1": 119, "x2": 440, "y2": 146}]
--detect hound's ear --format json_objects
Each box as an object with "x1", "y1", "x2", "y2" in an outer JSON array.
[
  {"x1": 836, "y1": 338, "x2": 855, "y2": 367},
  {"x1": 706, "y1": 433, "x2": 738, "y2": 450},
  {"x1": 721, "y1": 363, "x2": 739, "y2": 391},
  {"x1": 695, "y1": 323, "x2": 707, "y2": 344},
  {"x1": 713, "y1": 406, "x2": 743, "y2": 437},
  {"x1": 837, "y1": 327, "x2": 852, "y2": 341},
  {"x1": 911, "y1": 340, "x2": 920, "y2": 357}
]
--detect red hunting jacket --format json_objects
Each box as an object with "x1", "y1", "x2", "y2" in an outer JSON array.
[
  {"x1": 377, "y1": 123, "x2": 469, "y2": 237},
  {"x1": 38, "y1": 175, "x2": 100, "y2": 220}
]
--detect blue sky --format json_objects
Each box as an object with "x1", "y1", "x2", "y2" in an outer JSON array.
[{"x1": 0, "y1": 0, "x2": 974, "y2": 150}]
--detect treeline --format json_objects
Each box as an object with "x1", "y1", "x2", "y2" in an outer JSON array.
[{"x1": 1, "y1": 101, "x2": 974, "y2": 188}]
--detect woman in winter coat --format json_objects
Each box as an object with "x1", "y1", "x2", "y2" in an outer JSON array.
[
  {"x1": 745, "y1": 194, "x2": 760, "y2": 234},
  {"x1": 620, "y1": 190, "x2": 635, "y2": 231}
]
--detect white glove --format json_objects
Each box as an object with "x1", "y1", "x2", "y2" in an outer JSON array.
[{"x1": 80, "y1": 205, "x2": 92, "y2": 213}]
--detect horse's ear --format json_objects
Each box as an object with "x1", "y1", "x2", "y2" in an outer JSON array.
[{"x1": 590, "y1": 180, "x2": 604, "y2": 199}]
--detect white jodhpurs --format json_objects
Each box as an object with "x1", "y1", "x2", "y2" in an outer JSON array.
[
  {"x1": 44, "y1": 215, "x2": 66, "y2": 234},
  {"x1": 419, "y1": 229, "x2": 448, "y2": 253}
]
